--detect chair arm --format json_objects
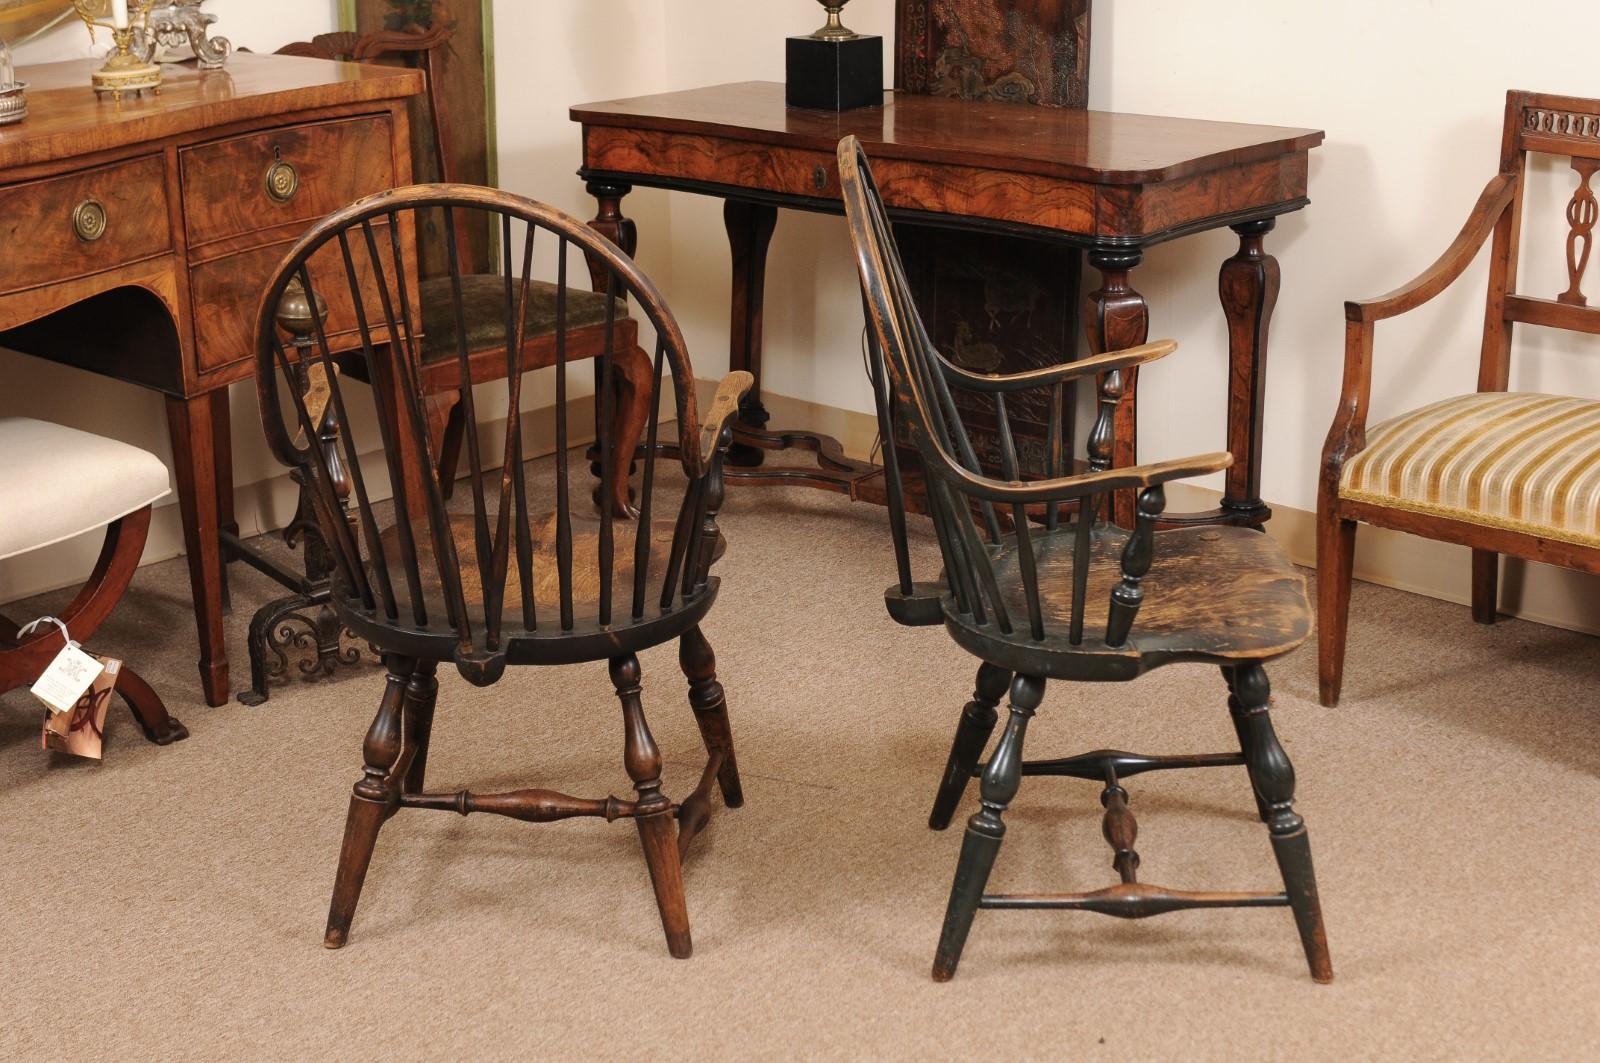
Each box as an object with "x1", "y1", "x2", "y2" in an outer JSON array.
[
  {"x1": 1345, "y1": 174, "x2": 1516, "y2": 324},
  {"x1": 697, "y1": 370, "x2": 755, "y2": 466},
  {"x1": 938, "y1": 340, "x2": 1179, "y2": 394},
  {"x1": 938, "y1": 450, "x2": 1233, "y2": 506}
]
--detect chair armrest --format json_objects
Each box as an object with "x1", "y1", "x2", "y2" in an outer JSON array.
[
  {"x1": 938, "y1": 340, "x2": 1179, "y2": 394},
  {"x1": 697, "y1": 371, "x2": 755, "y2": 466},
  {"x1": 1345, "y1": 174, "x2": 1516, "y2": 324},
  {"x1": 939, "y1": 450, "x2": 1233, "y2": 506}
]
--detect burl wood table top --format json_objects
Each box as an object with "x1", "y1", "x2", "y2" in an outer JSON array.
[
  {"x1": 572, "y1": 81, "x2": 1324, "y2": 185},
  {"x1": 0, "y1": 53, "x2": 421, "y2": 171}
]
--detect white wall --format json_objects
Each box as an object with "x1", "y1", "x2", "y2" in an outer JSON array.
[{"x1": 7, "y1": 0, "x2": 1600, "y2": 628}]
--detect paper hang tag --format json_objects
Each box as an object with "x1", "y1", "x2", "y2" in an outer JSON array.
[
  {"x1": 30, "y1": 642, "x2": 105, "y2": 715},
  {"x1": 43, "y1": 656, "x2": 119, "y2": 761},
  {"x1": 292, "y1": 362, "x2": 338, "y2": 448}
]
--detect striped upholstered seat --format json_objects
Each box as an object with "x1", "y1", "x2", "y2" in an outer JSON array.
[{"x1": 1339, "y1": 392, "x2": 1600, "y2": 549}]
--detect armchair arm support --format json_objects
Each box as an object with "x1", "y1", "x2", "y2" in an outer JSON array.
[
  {"x1": 1345, "y1": 173, "x2": 1516, "y2": 324},
  {"x1": 938, "y1": 340, "x2": 1179, "y2": 394},
  {"x1": 939, "y1": 450, "x2": 1233, "y2": 506},
  {"x1": 697, "y1": 370, "x2": 755, "y2": 468}
]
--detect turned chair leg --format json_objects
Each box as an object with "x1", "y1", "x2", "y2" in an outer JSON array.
[
  {"x1": 1316, "y1": 515, "x2": 1357, "y2": 707},
  {"x1": 401, "y1": 661, "x2": 440, "y2": 798},
  {"x1": 679, "y1": 625, "x2": 743, "y2": 808},
  {"x1": 1471, "y1": 548, "x2": 1499, "y2": 625},
  {"x1": 611, "y1": 654, "x2": 692, "y2": 959},
  {"x1": 932, "y1": 673, "x2": 1045, "y2": 982},
  {"x1": 929, "y1": 662, "x2": 1010, "y2": 830},
  {"x1": 325, "y1": 657, "x2": 415, "y2": 949},
  {"x1": 1228, "y1": 663, "x2": 1333, "y2": 984}
]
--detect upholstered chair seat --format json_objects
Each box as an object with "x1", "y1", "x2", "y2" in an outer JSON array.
[
  {"x1": 0, "y1": 417, "x2": 170, "y2": 560},
  {"x1": 1338, "y1": 392, "x2": 1600, "y2": 550}
]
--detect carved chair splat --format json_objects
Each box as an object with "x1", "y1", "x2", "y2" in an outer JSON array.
[
  {"x1": 839, "y1": 137, "x2": 1332, "y2": 983},
  {"x1": 253, "y1": 184, "x2": 752, "y2": 957}
]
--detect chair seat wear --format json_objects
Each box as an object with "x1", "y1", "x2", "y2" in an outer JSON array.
[
  {"x1": 417, "y1": 275, "x2": 628, "y2": 362},
  {"x1": 945, "y1": 525, "x2": 1310, "y2": 681},
  {"x1": 1339, "y1": 392, "x2": 1600, "y2": 549},
  {"x1": 0, "y1": 417, "x2": 171, "y2": 560}
]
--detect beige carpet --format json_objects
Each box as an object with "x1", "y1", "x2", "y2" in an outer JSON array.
[{"x1": 4, "y1": 450, "x2": 1600, "y2": 1062}]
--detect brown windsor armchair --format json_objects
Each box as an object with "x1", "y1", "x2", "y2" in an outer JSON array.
[
  {"x1": 836, "y1": 136, "x2": 1332, "y2": 983},
  {"x1": 253, "y1": 183, "x2": 752, "y2": 958},
  {"x1": 276, "y1": 23, "x2": 653, "y2": 512}
]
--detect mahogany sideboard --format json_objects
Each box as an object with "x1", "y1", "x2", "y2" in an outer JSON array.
[
  {"x1": 0, "y1": 54, "x2": 422, "y2": 706},
  {"x1": 572, "y1": 82, "x2": 1324, "y2": 528}
]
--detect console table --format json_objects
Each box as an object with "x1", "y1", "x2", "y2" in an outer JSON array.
[
  {"x1": 0, "y1": 54, "x2": 422, "y2": 705},
  {"x1": 571, "y1": 82, "x2": 1323, "y2": 527}
]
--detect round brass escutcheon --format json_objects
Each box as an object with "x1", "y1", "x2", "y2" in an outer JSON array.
[
  {"x1": 72, "y1": 199, "x2": 108, "y2": 243},
  {"x1": 265, "y1": 159, "x2": 300, "y2": 203}
]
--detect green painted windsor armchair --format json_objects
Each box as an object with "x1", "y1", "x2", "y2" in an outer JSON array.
[{"x1": 837, "y1": 136, "x2": 1333, "y2": 983}]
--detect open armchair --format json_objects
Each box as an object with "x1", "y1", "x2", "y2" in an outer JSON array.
[
  {"x1": 252, "y1": 184, "x2": 751, "y2": 957},
  {"x1": 839, "y1": 137, "x2": 1331, "y2": 983},
  {"x1": 1318, "y1": 90, "x2": 1600, "y2": 707}
]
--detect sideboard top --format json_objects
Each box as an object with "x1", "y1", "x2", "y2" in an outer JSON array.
[{"x1": 0, "y1": 53, "x2": 422, "y2": 171}]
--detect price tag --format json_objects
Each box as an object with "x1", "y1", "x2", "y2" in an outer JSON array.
[{"x1": 30, "y1": 643, "x2": 105, "y2": 715}]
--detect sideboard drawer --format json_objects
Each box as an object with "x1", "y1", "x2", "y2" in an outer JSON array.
[
  {"x1": 179, "y1": 114, "x2": 396, "y2": 250},
  {"x1": 0, "y1": 155, "x2": 172, "y2": 296}
]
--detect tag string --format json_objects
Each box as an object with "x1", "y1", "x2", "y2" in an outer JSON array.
[{"x1": 16, "y1": 615, "x2": 75, "y2": 648}]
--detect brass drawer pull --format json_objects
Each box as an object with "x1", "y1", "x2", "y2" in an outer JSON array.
[
  {"x1": 265, "y1": 157, "x2": 300, "y2": 203},
  {"x1": 72, "y1": 199, "x2": 108, "y2": 242}
]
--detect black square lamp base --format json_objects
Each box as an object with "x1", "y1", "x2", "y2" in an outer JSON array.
[{"x1": 785, "y1": 34, "x2": 883, "y2": 111}]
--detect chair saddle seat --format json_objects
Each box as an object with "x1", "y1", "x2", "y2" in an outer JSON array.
[
  {"x1": 0, "y1": 417, "x2": 171, "y2": 561},
  {"x1": 1340, "y1": 392, "x2": 1600, "y2": 549},
  {"x1": 943, "y1": 523, "x2": 1312, "y2": 680},
  {"x1": 418, "y1": 275, "x2": 629, "y2": 362},
  {"x1": 356, "y1": 508, "x2": 724, "y2": 658}
]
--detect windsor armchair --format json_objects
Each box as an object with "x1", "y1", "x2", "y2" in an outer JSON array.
[
  {"x1": 277, "y1": 24, "x2": 651, "y2": 511},
  {"x1": 1319, "y1": 90, "x2": 1600, "y2": 706},
  {"x1": 838, "y1": 137, "x2": 1331, "y2": 983},
  {"x1": 253, "y1": 184, "x2": 751, "y2": 957}
]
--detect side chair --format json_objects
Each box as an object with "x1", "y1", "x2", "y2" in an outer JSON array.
[
  {"x1": 276, "y1": 23, "x2": 652, "y2": 514},
  {"x1": 837, "y1": 136, "x2": 1332, "y2": 983},
  {"x1": 1319, "y1": 90, "x2": 1600, "y2": 706},
  {"x1": 252, "y1": 183, "x2": 751, "y2": 957}
]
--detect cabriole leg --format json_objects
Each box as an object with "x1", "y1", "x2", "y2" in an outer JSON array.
[
  {"x1": 612, "y1": 653, "x2": 692, "y2": 958},
  {"x1": 929, "y1": 662, "x2": 1011, "y2": 830},
  {"x1": 325, "y1": 657, "x2": 415, "y2": 948},
  {"x1": 1229, "y1": 663, "x2": 1333, "y2": 983},
  {"x1": 932, "y1": 673, "x2": 1046, "y2": 982}
]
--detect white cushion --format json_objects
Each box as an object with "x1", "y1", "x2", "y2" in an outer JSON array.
[{"x1": 0, "y1": 418, "x2": 171, "y2": 561}]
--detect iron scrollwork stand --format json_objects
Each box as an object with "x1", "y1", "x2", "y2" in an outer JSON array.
[{"x1": 231, "y1": 279, "x2": 375, "y2": 706}]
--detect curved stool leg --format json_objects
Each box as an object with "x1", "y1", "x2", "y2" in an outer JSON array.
[{"x1": 116, "y1": 666, "x2": 187, "y2": 745}]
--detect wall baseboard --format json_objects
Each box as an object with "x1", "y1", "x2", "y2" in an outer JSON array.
[{"x1": 11, "y1": 385, "x2": 1599, "y2": 638}]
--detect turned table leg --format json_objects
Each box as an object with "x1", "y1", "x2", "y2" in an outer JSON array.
[
  {"x1": 1084, "y1": 247, "x2": 1149, "y2": 527},
  {"x1": 723, "y1": 199, "x2": 778, "y2": 468},
  {"x1": 165, "y1": 392, "x2": 229, "y2": 707},
  {"x1": 584, "y1": 179, "x2": 642, "y2": 494},
  {"x1": 1219, "y1": 218, "x2": 1280, "y2": 528}
]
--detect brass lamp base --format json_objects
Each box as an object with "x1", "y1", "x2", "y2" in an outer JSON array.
[{"x1": 92, "y1": 53, "x2": 161, "y2": 99}]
